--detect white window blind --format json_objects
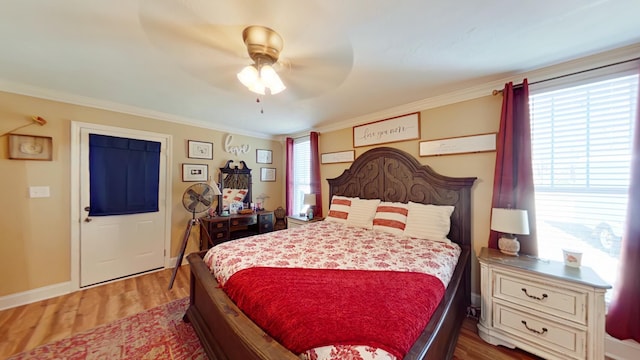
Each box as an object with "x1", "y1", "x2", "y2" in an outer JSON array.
[
  {"x1": 530, "y1": 71, "x2": 638, "y2": 299},
  {"x1": 292, "y1": 136, "x2": 311, "y2": 215}
]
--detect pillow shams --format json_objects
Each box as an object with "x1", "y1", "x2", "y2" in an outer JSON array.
[
  {"x1": 346, "y1": 198, "x2": 381, "y2": 229},
  {"x1": 373, "y1": 202, "x2": 409, "y2": 235},
  {"x1": 404, "y1": 202, "x2": 455, "y2": 243},
  {"x1": 326, "y1": 195, "x2": 356, "y2": 223}
]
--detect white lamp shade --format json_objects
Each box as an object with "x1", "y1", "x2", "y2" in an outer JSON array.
[
  {"x1": 491, "y1": 208, "x2": 530, "y2": 235},
  {"x1": 209, "y1": 181, "x2": 222, "y2": 196},
  {"x1": 237, "y1": 65, "x2": 259, "y2": 87},
  {"x1": 260, "y1": 65, "x2": 286, "y2": 94},
  {"x1": 303, "y1": 193, "x2": 316, "y2": 206}
]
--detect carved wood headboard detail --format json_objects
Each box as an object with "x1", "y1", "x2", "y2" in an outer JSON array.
[{"x1": 327, "y1": 147, "x2": 477, "y2": 247}]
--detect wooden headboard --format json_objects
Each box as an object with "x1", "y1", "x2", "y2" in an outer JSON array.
[{"x1": 327, "y1": 147, "x2": 477, "y2": 247}]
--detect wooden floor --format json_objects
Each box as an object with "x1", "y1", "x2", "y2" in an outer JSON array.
[{"x1": 0, "y1": 265, "x2": 541, "y2": 360}]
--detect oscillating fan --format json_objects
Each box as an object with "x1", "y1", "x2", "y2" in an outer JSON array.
[{"x1": 168, "y1": 183, "x2": 216, "y2": 289}]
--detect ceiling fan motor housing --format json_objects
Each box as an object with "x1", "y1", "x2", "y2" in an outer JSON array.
[{"x1": 243, "y1": 25, "x2": 283, "y2": 64}]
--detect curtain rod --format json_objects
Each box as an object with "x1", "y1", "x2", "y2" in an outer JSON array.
[{"x1": 491, "y1": 56, "x2": 640, "y2": 95}]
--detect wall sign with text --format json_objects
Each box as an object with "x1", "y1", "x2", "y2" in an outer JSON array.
[{"x1": 353, "y1": 112, "x2": 420, "y2": 147}]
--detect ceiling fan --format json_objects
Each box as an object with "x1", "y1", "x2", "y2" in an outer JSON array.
[
  {"x1": 236, "y1": 25, "x2": 286, "y2": 95},
  {"x1": 138, "y1": 0, "x2": 354, "y2": 100}
]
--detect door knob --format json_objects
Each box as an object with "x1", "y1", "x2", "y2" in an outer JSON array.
[{"x1": 84, "y1": 217, "x2": 92, "y2": 223}]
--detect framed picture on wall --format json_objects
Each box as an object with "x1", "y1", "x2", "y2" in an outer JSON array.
[
  {"x1": 260, "y1": 167, "x2": 276, "y2": 182},
  {"x1": 9, "y1": 134, "x2": 53, "y2": 161},
  {"x1": 256, "y1": 149, "x2": 272, "y2": 164},
  {"x1": 353, "y1": 112, "x2": 420, "y2": 147},
  {"x1": 188, "y1": 140, "x2": 213, "y2": 159},
  {"x1": 182, "y1": 163, "x2": 208, "y2": 182}
]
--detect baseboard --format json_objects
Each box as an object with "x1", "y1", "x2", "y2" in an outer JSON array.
[
  {"x1": 0, "y1": 262, "x2": 182, "y2": 311},
  {"x1": 0, "y1": 281, "x2": 72, "y2": 311},
  {"x1": 606, "y1": 334, "x2": 640, "y2": 360}
]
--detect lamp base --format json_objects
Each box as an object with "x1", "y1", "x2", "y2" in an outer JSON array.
[{"x1": 498, "y1": 236, "x2": 520, "y2": 256}]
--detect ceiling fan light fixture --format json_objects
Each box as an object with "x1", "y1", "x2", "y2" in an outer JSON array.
[
  {"x1": 260, "y1": 64, "x2": 286, "y2": 94},
  {"x1": 238, "y1": 25, "x2": 286, "y2": 96},
  {"x1": 237, "y1": 65, "x2": 259, "y2": 88}
]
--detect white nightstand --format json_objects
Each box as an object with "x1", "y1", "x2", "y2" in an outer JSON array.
[
  {"x1": 477, "y1": 247, "x2": 610, "y2": 360},
  {"x1": 286, "y1": 215, "x2": 323, "y2": 229}
]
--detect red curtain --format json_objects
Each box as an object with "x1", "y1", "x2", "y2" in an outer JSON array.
[
  {"x1": 489, "y1": 80, "x2": 538, "y2": 256},
  {"x1": 310, "y1": 132, "x2": 323, "y2": 218},
  {"x1": 606, "y1": 75, "x2": 640, "y2": 342},
  {"x1": 285, "y1": 137, "x2": 294, "y2": 216}
]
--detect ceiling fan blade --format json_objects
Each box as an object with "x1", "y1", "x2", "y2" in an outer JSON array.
[{"x1": 139, "y1": 0, "x2": 355, "y2": 99}]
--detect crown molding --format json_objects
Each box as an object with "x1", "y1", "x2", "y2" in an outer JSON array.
[
  {"x1": 0, "y1": 79, "x2": 277, "y2": 140},
  {"x1": 314, "y1": 43, "x2": 640, "y2": 135}
]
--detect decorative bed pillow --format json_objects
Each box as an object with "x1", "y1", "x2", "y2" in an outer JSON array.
[
  {"x1": 404, "y1": 202, "x2": 455, "y2": 243},
  {"x1": 326, "y1": 195, "x2": 356, "y2": 223},
  {"x1": 222, "y1": 188, "x2": 248, "y2": 208},
  {"x1": 373, "y1": 202, "x2": 409, "y2": 235},
  {"x1": 346, "y1": 198, "x2": 381, "y2": 229}
]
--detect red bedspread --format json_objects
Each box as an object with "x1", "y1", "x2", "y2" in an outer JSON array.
[{"x1": 223, "y1": 266, "x2": 446, "y2": 359}]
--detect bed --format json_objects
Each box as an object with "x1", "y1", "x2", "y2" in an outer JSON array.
[{"x1": 185, "y1": 146, "x2": 477, "y2": 360}]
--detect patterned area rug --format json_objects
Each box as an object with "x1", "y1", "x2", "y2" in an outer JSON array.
[{"x1": 8, "y1": 298, "x2": 207, "y2": 360}]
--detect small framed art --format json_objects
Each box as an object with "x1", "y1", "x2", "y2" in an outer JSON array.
[
  {"x1": 321, "y1": 150, "x2": 355, "y2": 164},
  {"x1": 182, "y1": 163, "x2": 208, "y2": 182},
  {"x1": 188, "y1": 140, "x2": 213, "y2": 160},
  {"x1": 256, "y1": 149, "x2": 272, "y2": 164},
  {"x1": 260, "y1": 167, "x2": 276, "y2": 182},
  {"x1": 9, "y1": 134, "x2": 53, "y2": 161}
]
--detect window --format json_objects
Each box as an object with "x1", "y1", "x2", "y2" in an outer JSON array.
[
  {"x1": 292, "y1": 136, "x2": 311, "y2": 216},
  {"x1": 530, "y1": 70, "x2": 638, "y2": 302}
]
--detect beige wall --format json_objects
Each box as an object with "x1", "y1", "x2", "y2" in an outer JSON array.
[
  {"x1": 319, "y1": 95, "x2": 502, "y2": 295},
  {"x1": 0, "y1": 89, "x2": 500, "y2": 299},
  {"x1": 0, "y1": 91, "x2": 284, "y2": 297}
]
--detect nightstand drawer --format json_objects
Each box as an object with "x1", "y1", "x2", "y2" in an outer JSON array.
[
  {"x1": 494, "y1": 270, "x2": 587, "y2": 324},
  {"x1": 259, "y1": 213, "x2": 273, "y2": 232},
  {"x1": 493, "y1": 303, "x2": 586, "y2": 359}
]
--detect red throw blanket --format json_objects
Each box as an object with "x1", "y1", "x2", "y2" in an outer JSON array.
[{"x1": 223, "y1": 267, "x2": 445, "y2": 359}]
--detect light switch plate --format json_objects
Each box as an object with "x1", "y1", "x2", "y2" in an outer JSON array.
[{"x1": 29, "y1": 186, "x2": 50, "y2": 198}]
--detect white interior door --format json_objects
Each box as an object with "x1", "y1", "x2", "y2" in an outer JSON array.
[{"x1": 79, "y1": 128, "x2": 167, "y2": 287}]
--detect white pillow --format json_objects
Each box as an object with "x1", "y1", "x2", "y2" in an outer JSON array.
[
  {"x1": 404, "y1": 202, "x2": 455, "y2": 243},
  {"x1": 373, "y1": 202, "x2": 409, "y2": 235},
  {"x1": 326, "y1": 195, "x2": 356, "y2": 223},
  {"x1": 346, "y1": 198, "x2": 381, "y2": 229}
]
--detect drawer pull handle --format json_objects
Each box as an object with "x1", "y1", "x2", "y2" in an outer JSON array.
[
  {"x1": 521, "y1": 288, "x2": 548, "y2": 301},
  {"x1": 521, "y1": 320, "x2": 548, "y2": 335}
]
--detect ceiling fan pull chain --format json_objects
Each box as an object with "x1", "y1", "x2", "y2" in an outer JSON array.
[{"x1": 256, "y1": 96, "x2": 264, "y2": 114}]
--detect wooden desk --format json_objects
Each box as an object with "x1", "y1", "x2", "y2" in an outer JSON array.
[{"x1": 199, "y1": 211, "x2": 273, "y2": 250}]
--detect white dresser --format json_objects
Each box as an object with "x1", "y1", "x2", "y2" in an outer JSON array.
[{"x1": 477, "y1": 247, "x2": 610, "y2": 360}]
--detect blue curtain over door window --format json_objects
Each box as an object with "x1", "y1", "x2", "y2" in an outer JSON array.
[{"x1": 89, "y1": 134, "x2": 161, "y2": 216}]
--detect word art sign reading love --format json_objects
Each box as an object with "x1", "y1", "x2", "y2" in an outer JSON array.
[
  {"x1": 353, "y1": 112, "x2": 420, "y2": 147},
  {"x1": 224, "y1": 134, "x2": 250, "y2": 156}
]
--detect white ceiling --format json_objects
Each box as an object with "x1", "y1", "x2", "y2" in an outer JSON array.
[{"x1": 1, "y1": 0, "x2": 639, "y2": 138}]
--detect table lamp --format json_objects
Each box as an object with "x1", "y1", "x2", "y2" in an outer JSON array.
[
  {"x1": 490, "y1": 208, "x2": 530, "y2": 256},
  {"x1": 303, "y1": 193, "x2": 316, "y2": 220}
]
